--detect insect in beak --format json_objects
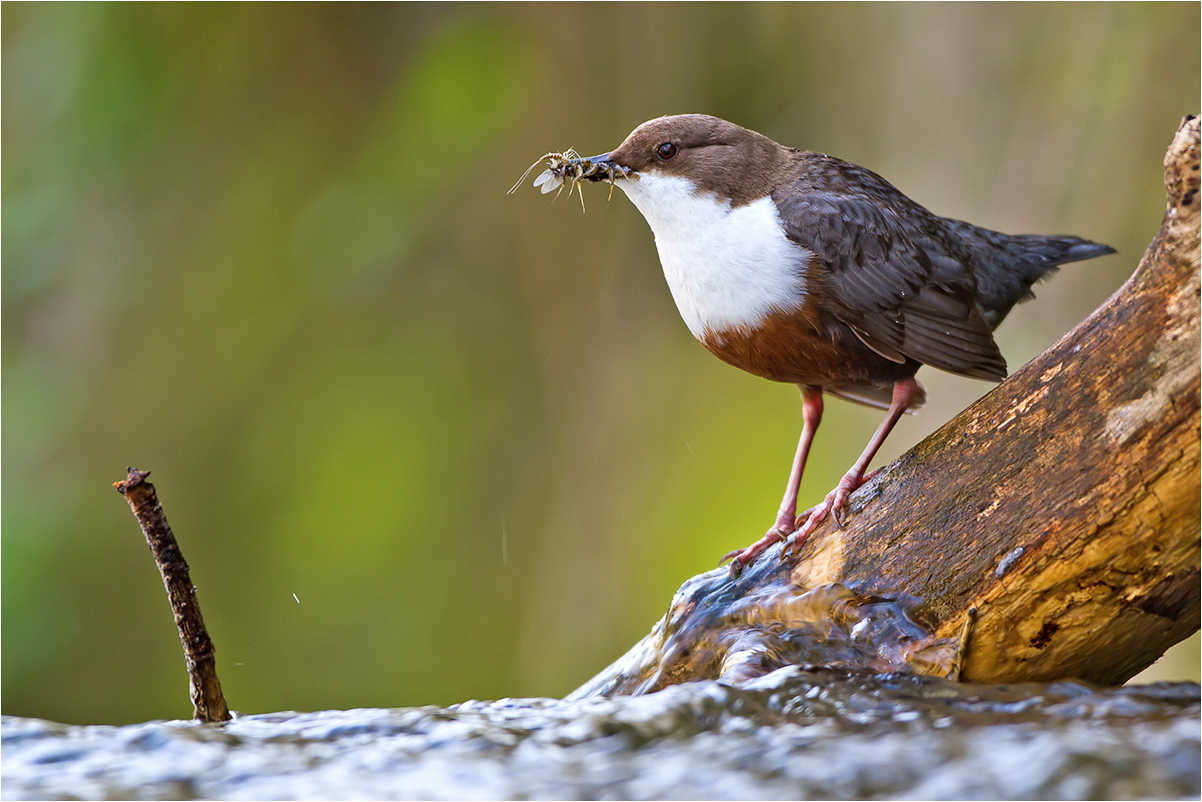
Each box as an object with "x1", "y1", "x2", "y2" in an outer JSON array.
[{"x1": 509, "y1": 151, "x2": 631, "y2": 211}]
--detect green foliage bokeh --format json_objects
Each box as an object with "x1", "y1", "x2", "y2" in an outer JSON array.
[{"x1": 3, "y1": 3, "x2": 1198, "y2": 724}]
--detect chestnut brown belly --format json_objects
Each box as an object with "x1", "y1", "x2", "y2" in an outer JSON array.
[{"x1": 699, "y1": 308, "x2": 920, "y2": 387}]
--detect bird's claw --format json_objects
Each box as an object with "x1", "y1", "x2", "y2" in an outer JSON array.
[
  {"x1": 779, "y1": 476, "x2": 865, "y2": 556},
  {"x1": 721, "y1": 524, "x2": 793, "y2": 579},
  {"x1": 720, "y1": 546, "x2": 752, "y2": 578},
  {"x1": 799, "y1": 471, "x2": 867, "y2": 535},
  {"x1": 829, "y1": 485, "x2": 854, "y2": 528},
  {"x1": 725, "y1": 468, "x2": 877, "y2": 578},
  {"x1": 718, "y1": 548, "x2": 742, "y2": 567}
]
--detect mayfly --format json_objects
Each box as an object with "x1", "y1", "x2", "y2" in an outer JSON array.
[{"x1": 508, "y1": 149, "x2": 630, "y2": 212}]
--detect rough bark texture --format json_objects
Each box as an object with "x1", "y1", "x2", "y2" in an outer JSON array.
[
  {"x1": 577, "y1": 116, "x2": 1200, "y2": 697},
  {"x1": 115, "y1": 469, "x2": 231, "y2": 722}
]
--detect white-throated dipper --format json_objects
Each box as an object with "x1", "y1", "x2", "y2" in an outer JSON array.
[{"x1": 525, "y1": 114, "x2": 1114, "y2": 577}]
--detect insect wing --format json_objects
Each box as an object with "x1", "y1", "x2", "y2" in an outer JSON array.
[{"x1": 534, "y1": 169, "x2": 563, "y2": 194}]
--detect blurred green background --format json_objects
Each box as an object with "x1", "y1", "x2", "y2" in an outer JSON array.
[{"x1": 4, "y1": 3, "x2": 1199, "y2": 725}]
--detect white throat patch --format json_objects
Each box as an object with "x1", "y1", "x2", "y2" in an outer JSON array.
[{"x1": 618, "y1": 172, "x2": 811, "y2": 338}]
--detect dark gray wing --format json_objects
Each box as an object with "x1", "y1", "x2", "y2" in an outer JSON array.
[{"x1": 774, "y1": 176, "x2": 1007, "y2": 382}]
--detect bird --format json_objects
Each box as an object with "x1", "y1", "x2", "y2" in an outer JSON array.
[{"x1": 534, "y1": 114, "x2": 1115, "y2": 577}]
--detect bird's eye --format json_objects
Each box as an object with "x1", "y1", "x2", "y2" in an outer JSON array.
[{"x1": 656, "y1": 142, "x2": 678, "y2": 160}]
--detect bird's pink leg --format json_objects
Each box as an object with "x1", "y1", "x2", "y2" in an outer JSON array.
[
  {"x1": 782, "y1": 376, "x2": 920, "y2": 558},
  {"x1": 722, "y1": 386, "x2": 823, "y2": 576}
]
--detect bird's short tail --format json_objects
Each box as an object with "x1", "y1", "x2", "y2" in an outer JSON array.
[
  {"x1": 1008, "y1": 234, "x2": 1117, "y2": 268},
  {"x1": 950, "y1": 222, "x2": 1116, "y2": 329}
]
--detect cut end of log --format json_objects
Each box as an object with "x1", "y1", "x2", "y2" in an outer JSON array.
[{"x1": 1164, "y1": 115, "x2": 1199, "y2": 208}]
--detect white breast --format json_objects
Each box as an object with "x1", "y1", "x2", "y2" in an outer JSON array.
[{"x1": 618, "y1": 172, "x2": 811, "y2": 339}]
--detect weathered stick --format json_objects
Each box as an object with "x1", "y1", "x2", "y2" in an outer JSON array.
[
  {"x1": 575, "y1": 116, "x2": 1200, "y2": 698},
  {"x1": 114, "y1": 469, "x2": 231, "y2": 722}
]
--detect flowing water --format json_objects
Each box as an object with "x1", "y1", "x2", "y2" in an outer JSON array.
[{"x1": 3, "y1": 668, "x2": 1197, "y2": 800}]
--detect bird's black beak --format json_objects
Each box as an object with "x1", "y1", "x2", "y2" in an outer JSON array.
[{"x1": 577, "y1": 153, "x2": 629, "y2": 182}]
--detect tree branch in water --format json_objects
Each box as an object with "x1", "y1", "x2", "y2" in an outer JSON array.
[{"x1": 115, "y1": 468, "x2": 231, "y2": 722}]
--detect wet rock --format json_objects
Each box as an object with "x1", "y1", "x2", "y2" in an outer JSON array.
[{"x1": 3, "y1": 670, "x2": 1198, "y2": 800}]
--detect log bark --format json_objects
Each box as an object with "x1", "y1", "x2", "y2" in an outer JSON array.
[{"x1": 574, "y1": 116, "x2": 1200, "y2": 698}]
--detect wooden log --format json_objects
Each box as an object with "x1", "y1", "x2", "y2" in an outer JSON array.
[{"x1": 574, "y1": 116, "x2": 1200, "y2": 698}]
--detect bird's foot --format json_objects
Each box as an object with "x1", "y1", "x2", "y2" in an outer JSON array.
[
  {"x1": 780, "y1": 468, "x2": 881, "y2": 560},
  {"x1": 721, "y1": 511, "x2": 805, "y2": 579}
]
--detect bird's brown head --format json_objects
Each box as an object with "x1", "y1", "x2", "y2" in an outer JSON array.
[{"x1": 598, "y1": 114, "x2": 792, "y2": 206}]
